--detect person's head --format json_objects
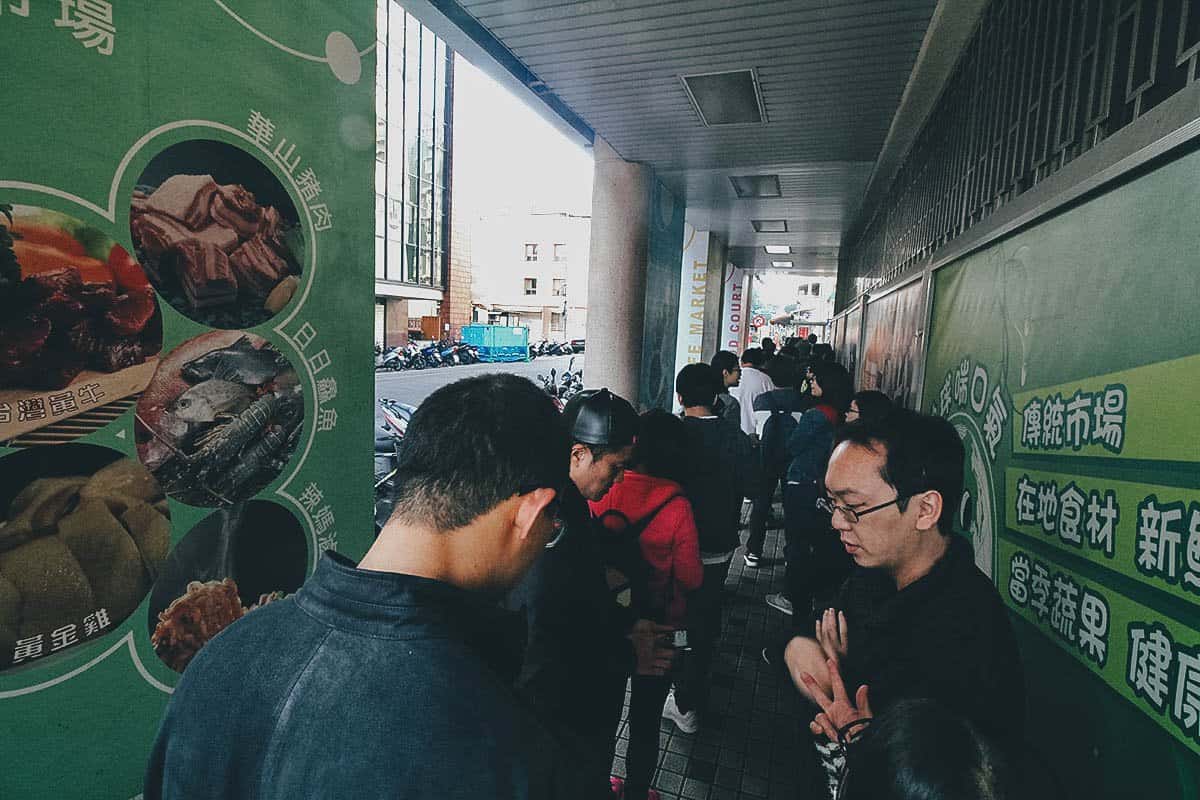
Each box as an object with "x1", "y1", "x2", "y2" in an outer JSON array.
[
  {"x1": 676, "y1": 362, "x2": 721, "y2": 411},
  {"x1": 740, "y1": 347, "x2": 767, "y2": 368},
  {"x1": 387, "y1": 374, "x2": 567, "y2": 589},
  {"x1": 807, "y1": 333, "x2": 818, "y2": 345},
  {"x1": 710, "y1": 350, "x2": 741, "y2": 389},
  {"x1": 838, "y1": 699, "x2": 1015, "y2": 800},
  {"x1": 761, "y1": 337, "x2": 776, "y2": 355},
  {"x1": 813, "y1": 342, "x2": 835, "y2": 361},
  {"x1": 809, "y1": 360, "x2": 853, "y2": 412},
  {"x1": 763, "y1": 354, "x2": 799, "y2": 388},
  {"x1": 632, "y1": 409, "x2": 689, "y2": 485},
  {"x1": 796, "y1": 340, "x2": 813, "y2": 360},
  {"x1": 561, "y1": 388, "x2": 638, "y2": 501},
  {"x1": 824, "y1": 410, "x2": 964, "y2": 575},
  {"x1": 846, "y1": 390, "x2": 892, "y2": 424}
]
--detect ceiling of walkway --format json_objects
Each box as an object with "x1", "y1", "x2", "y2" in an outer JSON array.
[{"x1": 431, "y1": 0, "x2": 940, "y2": 273}]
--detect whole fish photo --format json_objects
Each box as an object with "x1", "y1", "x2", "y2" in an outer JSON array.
[{"x1": 134, "y1": 331, "x2": 304, "y2": 507}]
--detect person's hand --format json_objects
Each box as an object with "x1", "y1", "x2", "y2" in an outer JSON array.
[
  {"x1": 629, "y1": 618, "x2": 675, "y2": 676},
  {"x1": 800, "y1": 657, "x2": 872, "y2": 743},
  {"x1": 815, "y1": 608, "x2": 849, "y2": 662}
]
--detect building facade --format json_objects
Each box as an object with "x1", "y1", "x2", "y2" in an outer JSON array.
[
  {"x1": 374, "y1": 0, "x2": 456, "y2": 347},
  {"x1": 470, "y1": 210, "x2": 589, "y2": 341}
]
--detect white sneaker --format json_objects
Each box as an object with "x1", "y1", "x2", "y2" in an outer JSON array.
[
  {"x1": 661, "y1": 689, "x2": 699, "y2": 734},
  {"x1": 765, "y1": 592, "x2": 794, "y2": 616}
]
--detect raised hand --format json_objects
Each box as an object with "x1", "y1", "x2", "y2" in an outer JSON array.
[
  {"x1": 815, "y1": 608, "x2": 849, "y2": 662},
  {"x1": 801, "y1": 657, "x2": 872, "y2": 743}
]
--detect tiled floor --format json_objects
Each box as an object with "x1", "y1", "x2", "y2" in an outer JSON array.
[{"x1": 610, "y1": 506, "x2": 829, "y2": 800}]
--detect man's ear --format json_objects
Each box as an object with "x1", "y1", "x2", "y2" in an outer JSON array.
[
  {"x1": 570, "y1": 442, "x2": 590, "y2": 465},
  {"x1": 914, "y1": 490, "x2": 943, "y2": 532},
  {"x1": 675, "y1": 392, "x2": 684, "y2": 408},
  {"x1": 513, "y1": 488, "x2": 557, "y2": 542}
]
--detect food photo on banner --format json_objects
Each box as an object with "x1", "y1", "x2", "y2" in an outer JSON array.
[
  {"x1": 134, "y1": 331, "x2": 304, "y2": 507},
  {"x1": 0, "y1": 2, "x2": 374, "y2": 797},
  {"x1": 130, "y1": 140, "x2": 304, "y2": 330},
  {"x1": 922, "y1": 143, "x2": 1200, "y2": 796},
  {"x1": 0, "y1": 205, "x2": 163, "y2": 444}
]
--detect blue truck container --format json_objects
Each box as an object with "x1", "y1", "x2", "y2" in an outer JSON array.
[{"x1": 461, "y1": 324, "x2": 530, "y2": 362}]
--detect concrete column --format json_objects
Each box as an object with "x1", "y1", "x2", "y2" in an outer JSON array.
[
  {"x1": 385, "y1": 298, "x2": 409, "y2": 347},
  {"x1": 585, "y1": 136, "x2": 653, "y2": 402},
  {"x1": 541, "y1": 307, "x2": 553, "y2": 339}
]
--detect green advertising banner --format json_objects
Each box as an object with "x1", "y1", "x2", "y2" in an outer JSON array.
[
  {"x1": 1, "y1": 3, "x2": 374, "y2": 796},
  {"x1": 998, "y1": 537, "x2": 1200, "y2": 757},
  {"x1": 924, "y1": 144, "x2": 1200, "y2": 796}
]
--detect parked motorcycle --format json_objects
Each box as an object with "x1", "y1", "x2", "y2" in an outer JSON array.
[{"x1": 375, "y1": 397, "x2": 417, "y2": 534}]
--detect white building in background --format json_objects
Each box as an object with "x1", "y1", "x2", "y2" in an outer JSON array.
[{"x1": 470, "y1": 210, "x2": 590, "y2": 341}]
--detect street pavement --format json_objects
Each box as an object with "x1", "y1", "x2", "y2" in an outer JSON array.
[{"x1": 373, "y1": 353, "x2": 583, "y2": 432}]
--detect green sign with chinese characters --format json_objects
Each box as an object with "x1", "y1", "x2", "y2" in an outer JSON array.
[
  {"x1": 1, "y1": 3, "x2": 374, "y2": 796},
  {"x1": 924, "y1": 144, "x2": 1200, "y2": 797}
]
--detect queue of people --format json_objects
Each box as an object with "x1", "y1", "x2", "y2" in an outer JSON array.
[{"x1": 144, "y1": 347, "x2": 1044, "y2": 799}]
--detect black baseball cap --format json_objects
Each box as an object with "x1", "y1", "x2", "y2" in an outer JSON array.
[{"x1": 563, "y1": 388, "x2": 637, "y2": 446}]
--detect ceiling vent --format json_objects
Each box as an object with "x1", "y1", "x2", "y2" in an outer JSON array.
[
  {"x1": 763, "y1": 245, "x2": 791, "y2": 255},
  {"x1": 771, "y1": 261, "x2": 794, "y2": 268},
  {"x1": 730, "y1": 174, "x2": 781, "y2": 198},
  {"x1": 680, "y1": 69, "x2": 767, "y2": 126},
  {"x1": 752, "y1": 219, "x2": 788, "y2": 233}
]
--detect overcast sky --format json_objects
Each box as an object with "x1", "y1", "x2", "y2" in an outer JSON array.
[{"x1": 452, "y1": 55, "x2": 594, "y2": 219}]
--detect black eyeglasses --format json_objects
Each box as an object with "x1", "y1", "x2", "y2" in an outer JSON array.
[{"x1": 816, "y1": 495, "x2": 908, "y2": 524}]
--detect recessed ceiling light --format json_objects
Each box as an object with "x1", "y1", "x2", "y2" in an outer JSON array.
[
  {"x1": 730, "y1": 175, "x2": 781, "y2": 198},
  {"x1": 772, "y1": 261, "x2": 794, "y2": 268},
  {"x1": 752, "y1": 219, "x2": 788, "y2": 233},
  {"x1": 764, "y1": 245, "x2": 791, "y2": 255},
  {"x1": 680, "y1": 69, "x2": 767, "y2": 126}
]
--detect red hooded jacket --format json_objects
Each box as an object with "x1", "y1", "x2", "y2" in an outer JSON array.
[{"x1": 589, "y1": 471, "x2": 703, "y2": 625}]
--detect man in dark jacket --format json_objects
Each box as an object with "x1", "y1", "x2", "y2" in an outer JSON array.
[
  {"x1": 663, "y1": 363, "x2": 758, "y2": 733},
  {"x1": 145, "y1": 374, "x2": 582, "y2": 799},
  {"x1": 784, "y1": 410, "x2": 1025, "y2": 789},
  {"x1": 506, "y1": 389, "x2": 676, "y2": 799}
]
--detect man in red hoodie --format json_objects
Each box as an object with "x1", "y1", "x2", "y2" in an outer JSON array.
[{"x1": 590, "y1": 410, "x2": 703, "y2": 800}]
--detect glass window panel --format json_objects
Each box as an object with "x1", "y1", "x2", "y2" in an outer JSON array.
[
  {"x1": 386, "y1": 238, "x2": 405, "y2": 282},
  {"x1": 375, "y1": 192, "x2": 385, "y2": 236},
  {"x1": 375, "y1": 235, "x2": 385, "y2": 280},
  {"x1": 433, "y1": 251, "x2": 444, "y2": 288},
  {"x1": 405, "y1": 202, "x2": 418, "y2": 245},
  {"x1": 406, "y1": 244, "x2": 419, "y2": 283},
  {"x1": 419, "y1": 248, "x2": 433, "y2": 286},
  {"x1": 386, "y1": 198, "x2": 403, "y2": 242},
  {"x1": 376, "y1": 0, "x2": 388, "y2": 45},
  {"x1": 421, "y1": 28, "x2": 436, "y2": 117}
]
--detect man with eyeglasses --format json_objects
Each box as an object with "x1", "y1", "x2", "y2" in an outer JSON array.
[{"x1": 779, "y1": 409, "x2": 1025, "y2": 773}]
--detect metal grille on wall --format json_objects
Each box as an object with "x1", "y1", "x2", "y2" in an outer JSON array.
[{"x1": 841, "y1": 0, "x2": 1200, "y2": 305}]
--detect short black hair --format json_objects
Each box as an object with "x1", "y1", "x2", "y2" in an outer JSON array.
[
  {"x1": 763, "y1": 354, "x2": 799, "y2": 388},
  {"x1": 840, "y1": 699, "x2": 1015, "y2": 800},
  {"x1": 835, "y1": 409, "x2": 964, "y2": 535},
  {"x1": 676, "y1": 362, "x2": 720, "y2": 408},
  {"x1": 390, "y1": 374, "x2": 567, "y2": 530},
  {"x1": 710, "y1": 350, "x2": 739, "y2": 375},
  {"x1": 811, "y1": 360, "x2": 853, "y2": 412},
  {"x1": 633, "y1": 409, "x2": 688, "y2": 484},
  {"x1": 807, "y1": 333, "x2": 818, "y2": 344},
  {"x1": 740, "y1": 347, "x2": 767, "y2": 367},
  {"x1": 851, "y1": 390, "x2": 892, "y2": 422}
]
